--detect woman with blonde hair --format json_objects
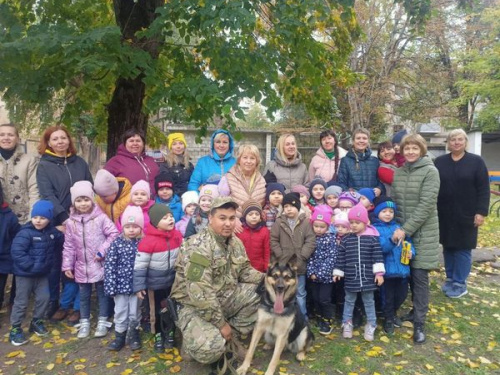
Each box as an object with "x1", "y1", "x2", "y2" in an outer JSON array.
[
  {"x1": 263, "y1": 133, "x2": 308, "y2": 191},
  {"x1": 159, "y1": 133, "x2": 194, "y2": 197}
]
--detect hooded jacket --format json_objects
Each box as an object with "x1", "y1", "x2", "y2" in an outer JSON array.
[
  {"x1": 188, "y1": 129, "x2": 236, "y2": 191},
  {"x1": 263, "y1": 152, "x2": 308, "y2": 192},
  {"x1": 155, "y1": 194, "x2": 182, "y2": 222},
  {"x1": 104, "y1": 144, "x2": 160, "y2": 194},
  {"x1": 159, "y1": 159, "x2": 194, "y2": 197},
  {"x1": 95, "y1": 177, "x2": 132, "y2": 224},
  {"x1": 0, "y1": 145, "x2": 40, "y2": 224},
  {"x1": 308, "y1": 146, "x2": 347, "y2": 183},
  {"x1": 62, "y1": 205, "x2": 119, "y2": 283},
  {"x1": 236, "y1": 222, "x2": 270, "y2": 273},
  {"x1": 11, "y1": 221, "x2": 64, "y2": 277},
  {"x1": 392, "y1": 156, "x2": 440, "y2": 270},
  {"x1": 0, "y1": 203, "x2": 21, "y2": 274},
  {"x1": 337, "y1": 148, "x2": 384, "y2": 192},
  {"x1": 37, "y1": 152, "x2": 93, "y2": 226}
]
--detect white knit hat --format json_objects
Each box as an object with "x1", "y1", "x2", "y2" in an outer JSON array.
[{"x1": 181, "y1": 191, "x2": 199, "y2": 212}]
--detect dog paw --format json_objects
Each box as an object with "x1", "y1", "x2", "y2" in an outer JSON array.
[
  {"x1": 263, "y1": 343, "x2": 272, "y2": 350},
  {"x1": 236, "y1": 365, "x2": 248, "y2": 375},
  {"x1": 296, "y1": 352, "x2": 306, "y2": 361}
]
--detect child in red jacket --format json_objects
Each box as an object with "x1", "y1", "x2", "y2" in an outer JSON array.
[{"x1": 236, "y1": 200, "x2": 270, "y2": 273}]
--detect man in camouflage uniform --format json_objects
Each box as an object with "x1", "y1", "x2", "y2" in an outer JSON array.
[{"x1": 170, "y1": 197, "x2": 263, "y2": 365}]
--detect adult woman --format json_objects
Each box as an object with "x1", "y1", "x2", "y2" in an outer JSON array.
[
  {"x1": 391, "y1": 134, "x2": 440, "y2": 344},
  {"x1": 104, "y1": 129, "x2": 159, "y2": 193},
  {"x1": 337, "y1": 128, "x2": 384, "y2": 195},
  {"x1": 218, "y1": 144, "x2": 266, "y2": 222},
  {"x1": 308, "y1": 129, "x2": 347, "y2": 183},
  {"x1": 0, "y1": 123, "x2": 39, "y2": 224},
  {"x1": 263, "y1": 133, "x2": 308, "y2": 192},
  {"x1": 435, "y1": 129, "x2": 489, "y2": 299},
  {"x1": 159, "y1": 132, "x2": 194, "y2": 197},
  {"x1": 188, "y1": 129, "x2": 236, "y2": 191},
  {"x1": 37, "y1": 125, "x2": 93, "y2": 324}
]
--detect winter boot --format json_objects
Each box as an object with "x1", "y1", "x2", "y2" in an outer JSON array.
[
  {"x1": 128, "y1": 322, "x2": 142, "y2": 351},
  {"x1": 413, "y1": 323, "x2": 426, "y2": 344},
  {"x1": 154, "y1": 332, "x2": 164, "y2": 353},
  {"x1": 107, "y1": 330, "x2": 126, "y2": 351}
]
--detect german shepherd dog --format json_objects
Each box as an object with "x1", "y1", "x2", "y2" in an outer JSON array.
[{"x1": 237, "y1": 262, "x2": 314, "y2": 375}]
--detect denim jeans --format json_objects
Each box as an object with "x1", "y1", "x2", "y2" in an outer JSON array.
[
  {"x1": 297, "y1": 275, "x2": 307, "y2": 318},
  {"x1": 443, "y1": 247, "x2": 472, "y2": 286},
  {"x1": 79, "y1": 281, "x2": 109, "y2": 320},
  {"x1": 60, "y1": 279, "x2": 80, "y2": 311},
  {"x1": 343, "y1": 290, "x2": 376, "y2": 325}
]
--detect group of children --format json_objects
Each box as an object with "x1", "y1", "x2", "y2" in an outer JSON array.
[{"x1": 0, "y1": 168, "x2": 414, "y2": 350}]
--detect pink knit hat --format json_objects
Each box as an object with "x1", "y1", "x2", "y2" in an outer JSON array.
[
  {"x1": 292, "y1": 185, "x2": 310, "y2": 199},
  {"x1": 70, "y1": 181, "x2": 94, "y2": 204},
  {"x1": 121, "y1": 205, "x2": 144, "y2": 230},
  {"x1": 348, "y1": 203, "x2": 369, "y2": 224},
  {"x1": 131, "y1": 180, "x2": 151, "y2": 199},
  {"x1": 199, "y1": 184, "x2": 219, "y2": 201},
  {"x1": 333, "y1": 209, "x2": 350, "y2": 228},
  {"x1": 310, "y1": 204, "x2": 333, "y2": 225},
  {"x1": 94, "y1": 169, "x2": 119, "y2": 196}
]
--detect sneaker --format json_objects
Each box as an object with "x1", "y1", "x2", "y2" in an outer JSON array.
[
  {"x1": 50, "y1": 308, "x2": 68, "y2": 322},
  {"x1": 319, "y1": 320, "x2": 333, "y2": 336},
  {"x1": 76, "y1": 319, "x2": 90, "y2": 339},
  {"x1": 164, "y1": 330, "x2": 175, "y2": 349},
  {"x1": 383, "y1": 319, "x2": 394, "y2": 335},
  {"x1": 446, "y1": 284, "x2": 468, "y2": 299},
  {"x1": 10, "y1": 326, "x2": 29, "y2": 346},
  {"x1": 29, "y1": 319, "x2": 48, "y2": 336},
  {"x1": 401, "y1": 309, "x2": 414, "y2": 322},
  {"x1": 342, "y1": 321, "x2": 353, "y2": 339},
  {"x1": 393, "y1": 316, "x2": 403, "y2": 328},
  {"x1": 154, "y1": 333, "x2": 164, "y2": 353},
  {"x1": 441, "y1": 279, "x2": 453, "y2": 294},
  {"x1": 94, "y1": 317, "x2": 112, "y2": 338},
  {"x1": 364, "y1": 323, "x2": 376, "y2": 342},
  {"x1": 67, "y1": 310, "x2": 80, "y2": 326}
]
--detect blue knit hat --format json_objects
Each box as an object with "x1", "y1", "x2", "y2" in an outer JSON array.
[
  {"x1": 373, "y1": 196, "x2": 397, "y2": 217},
  {"x1": 31, "y1": 200, "x2": 54, "y2": 220},
  {"x1": 358, "y1": 188, "x2": 376, "y2": 204},
  {"x1": 392, "y1": 129, "x2": 408, "y2": 145},
  {"x1": 266, "y1": 182, "x2": 285, "y2": 201}
]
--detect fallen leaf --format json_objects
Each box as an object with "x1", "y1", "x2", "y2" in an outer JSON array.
[
  {"x1": 46, "y1": 363, "x2": 55, "y2": 370},
  {"x1": 74, "y1": 364, "x2": 86, "y2": 370},
  {"x1": 6, "y1": 351, "x2": 25, "y2": 358},
  {"x1": 120, "y1": 370, "x2": 133, "y2": 375},
  {"x1": 106, "y1": 362, "x2": 120, "y2": 368},
  {"x1": 170, "y1": 365, "x2": 181, "y2": 373},
  {"x1": 379, "y1": 336, "x2": 390, "y2": 343},
  {"x1": 479, "y1": 356, "x2": 492, "y2": 364},
  {"x1": 4, "y1": 361, "x2": 15, "y2": 365},
  {"x1": 425, "y1": 364, "x2": 434, "y2": 370}
]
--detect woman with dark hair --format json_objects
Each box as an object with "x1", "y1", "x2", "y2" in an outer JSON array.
[
  {"x1": 159, "y1": 133, "x2": 194, "y2": 197},
  {"x1": 37, "y1": 125, "x2": 93, "y2": 324},
  {"x1": 308, "y1": 129, "x2": 347, "y2": 183},
  {"x1": 377, "y1": 141, "x2": 399, "y2": 196},
  {"x1": 104, "y1": 129, "x2": 159, "y2": 193}
]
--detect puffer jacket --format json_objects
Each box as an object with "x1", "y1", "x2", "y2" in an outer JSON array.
[
  {"x1": 133, "y1": 225, "x2": 183, "y2": 292},
  {"x1": 308, "y1": 147, "x2": 347, "y2": 183},
  {"x1": 96, "y1": 177, "x2": 132, "y2": 224},
  {"x1": 0, "y1": 203, "x2": 21, "y2": 274},
  {"x1": 62, "y1": 205, "x2": 119, "y2": 283},
  {"x1": 104, "y1": 144, "x2": 159, "y2": 193},
  {"x1": 337, "y1": 148, "x2": 384, "y2": 192},
  {"x1": 11, "y1": 221, "x2": 64, "y2": 277},
  {"x1": 236, "y1": 221, "x2": 270, "y2": 272},
  {"x1": 218, "y1": 165, "x2": 266, "y2": 216},
  {"x1": 263, "y1": 152, "x2": 308, "y2": 192},
  {"x1": 155, "y1": 194, "x2": 182, "y2": 222},
  {"x1": 392, "y1": 156, "x2": 440, "y2": 270},
  {"x1": 372, "y1": 219, "x2": 415, "y2": 278},
  {"x1": 270, "y1": 212, "x2": 316, "y2": 275},
  {"x1": 104, "y1": 235, "x2": 140, "y2": 296},
  {"x1": 159, "y1": 160, "x2": 194, "y2": 197},
  {"x1": 188, "y1": 129, "x2": 236, "y2": 191},
  {"x1": 307, "y1": 232, "x2": 338, "y2": 283},
  {"x1": 37, "y1": 152, "x2": 93, "y2": 226},
  {"x1": 175, "y1": 215, "x2": 191, "y2": 236},
  {"x1": 0, "y1": 145, "x2": 40, "y2": 224}
]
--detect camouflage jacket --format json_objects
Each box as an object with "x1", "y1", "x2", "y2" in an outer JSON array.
[{"x1": 170, "y1": 226, "x2": 263, "y2": 329}]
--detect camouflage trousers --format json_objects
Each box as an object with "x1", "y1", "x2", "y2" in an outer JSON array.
[{"x1": 176, "y1": 282, "x2": 259, "y2": 364}]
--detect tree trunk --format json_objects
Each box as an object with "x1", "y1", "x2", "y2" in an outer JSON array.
[{"x1": 106, "y1": 0, "x2": 163, "y2": 159}]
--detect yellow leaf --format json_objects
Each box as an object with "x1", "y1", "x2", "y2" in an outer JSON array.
[
  {"x1": 126, "y1": 357, "x2": 135, "y2": 363},
  {"x1": 120, "y1": 370, "x2": 133, "y2": 375},
  {"x1": 374, "y1": 372, "x2": 382, "y2": 375},
  {"x1": 453, "y1": 312, "x2": 462, "y2": 318},
  {"x1": 466, "y1": 360, "x2": 480, "y2": 369},
  {"x1": 46, "y1": 363, "x2": 55, "y2": 370},
  {"x1": 425, "y1": 364, "x2": 434, "y2": 370},
  {"x1": 43, "y1": 342, "x2": 53, "y2": 349},
  {"x1": 158, "y1": 353, "x2": 174, "y2": 360},
  {"x1": 395, "y1": 366, "x2": 403, "y2": 371},
  {"x1": 51, "y1": 329, "x2": 61, "y2": 336},
  {"x1": 379, "y1": 336, "x2": 390, "y2": 343},
  {"x1": 4, "y1": 361, "x2": 15, "y2": 365},
  {"x1": 174, "y1": 356, "x2": 182, "y2": 363},
  {"x1": 74, "y1": 372, "x2": 88, "y2": 375},
  {"x1": 279, "y1": 367, "x2": 287, "y2": 372},
  {"x1": 366, "y1": 351, "x2": 379, "y2": 357},
  {"x1": 451, "y1": 333, "x2": 461, "y2": 340},
  {"x1": 343, "y1": 357, "x2": 352, "y2": 365},
  {"x1": 479, "y1": 357, "x2": 492, "y2": 364},
  {"x1": 469, "y1": 321, "x2": 479, "y2": 326},
  {"x1": 78, "y1": 358, "x2": 87, "y2": 363},
  {"x1": 74, "y1": 364, "x2": 86, "y2": 370},
  {"x1": 487, "y1": 341, "x2": 496, "y2": 351},
  {"x1": 170, "y1": 365, "x2": 181, "y2": 373},
  {"x1": 393, "y1": 351, "x2": 403, "y2": 356},
  {"x1": 106, "y1": 362, "x2": 120, "y2": 368},
  {"x1": 6, "y1": 351, "x2": 25, "y2": 358},
  {"x1": 348, "y1": 373, "x2": 358, "y2": 375}
]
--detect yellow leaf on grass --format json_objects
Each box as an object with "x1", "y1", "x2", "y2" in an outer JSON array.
[
  {"x1": 469, "y1": 321, "x2": 479, "y2": 326},
  {"x1": 453, "y1": 312, "x2": 462, "y2": 318},
  {"x1": 126, "y1": 357, "x2": 135, "y2": 363},
  {"x1": 379, "y1": 336, "x2": 390, "y2": 343},
  {"x1": 451, "y1": 333, "x2": 461, "y2": 340},
  {"x1": 479, "y1": 356, "x2": 492, "y2": 364},
  {"x1": 170, "y1": 365, "x2": 181, "y2": 373},
  {"x1": 78, "y1": 358, "x2": 87, "y2": 363},
  {"x1": 6, "y1": 351, "x2": 25, "y2": 358},
  {"x1": 74, "y1": 364, "x2": 86, "y2": 370},
  {"x1": 393, "y1": 351, "x2": 403, "y2": 356},
  {"x1": 343, "y1": 357, "x2": 352, "y2": 365},
  {"x1": 366, "y1": 351, "x2": 380, "y2": 357},
  {"x1": 74, "y1": 372, "x2": 88, "y2": 375},
  {"x1": 348, "y1": 373, "x2": 358, "y2": 375},
  {"x1": 46, "y1": 363, "x2": 55, "y2": 370},
  {"x1": 279, "y1": 368, "x2": 287, "y2": 373},
  {"x1": 158, "y1": 353, "x2": 174, "y2": 360},
  {"x1": 43, "y1": 342, "x2": 53, "y2": 349},
  {"x1": 466, "y1": 360, "x2": 480, "y2": 369},
  {"x1": 51, "y1": 329, "x2": 61, "y2": 336},
  {"x1": 106, "y1": 362, "x2": 120, "y2": 368},
  {"x1": 174, "y1": 356, "x2": 182, "y2": 363},
  {"x1": 487, "y1": 341, "x2": 496, "y2": 351},
  {"x1": 120, "y1": 370, "x2": 133, "y2": 375},
  {"x1": 395, "y1": 366, "x2": 403, "y2": 370},
  {"x1": 425, "y1": 364, "x2": 434, "y2": 370},
  {"x1": 4, "y1": 361, "x2": 15, "y2": 365}
]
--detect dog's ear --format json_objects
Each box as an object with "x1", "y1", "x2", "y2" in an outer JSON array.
[{"x1": 255, "y1": 276, "x2": 266, "y2": 294}]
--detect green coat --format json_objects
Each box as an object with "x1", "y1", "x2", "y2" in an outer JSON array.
[{"x1": 392, "y1": 156, "x2": 440, "y2": 270}]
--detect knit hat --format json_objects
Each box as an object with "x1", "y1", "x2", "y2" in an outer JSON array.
[
  {"x1": 148, "y1": 204, "x2": 172, "y2": 228},
  {"x1": 181, "y1": 191, "x2": 199, "y2": 212},
  {"x1": 309, "y1": 178, "x2": 327, "y2": 197},
  {"x1": 292, "y1": 184, "x2": 310, "y2": 199},
  {"x1": 358, "y1": 188, "x2": 376, "y2": 204},
  {"x1": 199, "y1": 184, "x2": 219, "y2": 201},
  {"x1": 348, "y1": 203, "x2": 369, "y2": 224},
  {"x1": 333, "y1": 209, "x2": 349, "y2": 228},
  {"x1": 392, "y1": 129, "x2": 408, "y2": 145},
  {"x1": 242, "y1": 199, "x2": 262, "y2": 218},
  {"x1": 167, "y1": 132, "x2": 187, "y2": 150},
  {"x1": 94, "y1": 169, "x2": 119, "y2": 197},
  {"x1": 338, "y1": 191, "x2": 360, "y2": 206},
  {"x1": 70, "y1": 181, "x2": 94, "y2": 204},
  {"x1": 266, "y1": 182, "x2": 285, "y2": 201},
  {"x1": 155, "y1": 172, "x2": 174, "y2": 194},
  {"x1": 31, "y1": 200, "x2": 54, "y2": 220},
  {"x1": 310, "y1": 204, "x2": 333, "y2": 225},
  {"x1": 373, "y1": 196, "x2": 397, "y2": 217},
  {"x1": 131, "y1": 180, "x2": 151, "y2": 199},
  {"x1": 282, "y1": 192, "x2": 301, "y2": 211},
  {"x1": 324, "y1": 185, "x2": 342, "y2": 198},
  {"x1": 121, "y1": 206, "x2": 144, "y2": 230}
]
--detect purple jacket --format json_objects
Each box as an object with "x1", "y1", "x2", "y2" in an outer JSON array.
[
  {"x1": 104, "y1": 144, "x2": 159, "y2": 193},
  {"x1": 175, "y1": 215, "x2": 191, "y2": 236},
  {"x1": 62, "y1": 205, "x2": 119, "y2": 283}
]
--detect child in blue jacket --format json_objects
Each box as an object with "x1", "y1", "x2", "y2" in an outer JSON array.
[
  {"x1": 372, "y1": 197, "x2": 415, "y2": 335},
  {"x1": 154, "y1": 172, "x2": 182, "y2": 222}
]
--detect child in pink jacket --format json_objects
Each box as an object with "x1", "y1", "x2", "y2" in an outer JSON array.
[
  {"x1": 62, "y1": 181, "x2": 119, "y2": 339},
  {"x1": 117, "y1": 180, "x2": 155, "y2": 233}
]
